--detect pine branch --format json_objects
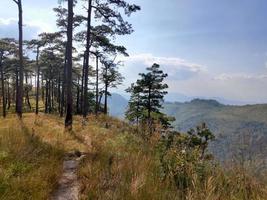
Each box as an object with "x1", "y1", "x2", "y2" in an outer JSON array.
[{"x1": 12, "y1": 0, "x2": 18, "y2": 5}]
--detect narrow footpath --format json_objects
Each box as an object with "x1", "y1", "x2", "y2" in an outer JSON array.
[{"x1": 51, "y1": 153, "x2": 83, "y2": 200}]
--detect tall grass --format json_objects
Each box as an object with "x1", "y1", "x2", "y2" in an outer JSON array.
[
  {"x1": 0, "y1": 114, "x2": 266, "y2": 199},
  {"x1": 0, "y1": 116, "x2": 64, "y2": 200},
  {"x1": 78, "y1": 116, "x2": 267, "y2": 200}
]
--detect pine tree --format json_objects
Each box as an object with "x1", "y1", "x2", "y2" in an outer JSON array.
[
  {"x1": 138, "y1": 63, "x2": 168, "y2": 121},
  {"x1": 82, "y1": 0, "x2": 93, "y2": 118},
  {"x1": 13, "y1": 0, "x2": 24, "y2": 118},
  {"x1": 125, "y1": 83, "x2": 143, "y2": 126},
  {"x1": 80, "y1": 0, "x2": 140, "y2": 118},
  {"x1": 0, "y1": 38, "x2": 17, "y2": 117},
  {"x1": 0, "y1": 39, "x2": 16, "y2": 117},
  {"x1": 27, "y1": 38, "x2": 45, "y2": 115},
  {"x1": 0, "y1": 0, "x2": 139, "y2": 123},
  {"x1": 65, "y1": 0, "x2": 74, "y2": 129},
  {"x1": 101, "y1": 58, "x2": 124, "y2": 114},
  {"x1": 126, "y1": 63, "x2": 169, "y2": 132}
]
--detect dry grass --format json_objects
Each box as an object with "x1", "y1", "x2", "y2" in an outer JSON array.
[
  {"x1": 77, "y1": 115, "x2": 267, "y2": 200},
  {"x1": 78, "y1": 117, "x2": 177, "y2": 200},
  {"x1": 22, "y1": 113, "x2": 89, "y2": 152},
  {"x1": 0, "y1": 113, "x2": 90, "y2": 199},
  {"x1": 0, "y1": 113, "x2": 267, "y2": 199},
  {"x1": 0, "y1": 116, "x2": 63, "y2": 200}
]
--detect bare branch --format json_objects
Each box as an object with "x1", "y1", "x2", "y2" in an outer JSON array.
[{"x1": 12, "y1": 0, "x2": 18, "y2": 5}]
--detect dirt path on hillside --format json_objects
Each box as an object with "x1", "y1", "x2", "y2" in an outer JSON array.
[
  {"x1": 51, "y1": 129, "x2": 91, "y2": 200},
  {"x1": 51, "y1": 154, "x2": 83, "y2": 200}
]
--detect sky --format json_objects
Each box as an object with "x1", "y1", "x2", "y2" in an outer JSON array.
[{"x1": 1, "y1": 0, "x2": 267, "y2": 104}]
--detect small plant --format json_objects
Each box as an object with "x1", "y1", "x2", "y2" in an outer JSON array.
[
  {"x1": 158, "y1": 123, "x2": 215, "y2": 193},
  {"x1": 187, "y1": 123, "x2": 215, "y2": 160}
]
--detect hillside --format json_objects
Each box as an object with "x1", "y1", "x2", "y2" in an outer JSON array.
[
  {"x1": 164, "y1": 99, "x2": 267, "y2": 161},
  {"x1": 108, "y1": 94, "x2": 267, "y2": 161},
  {"x1": 108, "y1": 93, "x2": 128, "y2": 119},
  {"x1": 1, "y1": 114, "x2": 267, "y2": 199}
]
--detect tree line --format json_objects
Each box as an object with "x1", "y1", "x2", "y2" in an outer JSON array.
[
  {"x1": 1, "y1": 0, "x2": 175, "y2": 134},
  {"x1": 0, "y1": 0, "x2": 140, "y2": 130}
]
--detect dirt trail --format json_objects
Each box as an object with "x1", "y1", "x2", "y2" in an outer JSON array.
[
  {"x1": 51, "y1": 129, "x2": 91, "y2": 200},
  {"x1": 51, "y1": 154, "x2": 84, "y2": 200}
]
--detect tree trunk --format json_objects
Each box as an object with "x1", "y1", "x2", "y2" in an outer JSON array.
[
  {"x1": 104, "y1": 82, "x2": 108, "y2": 115},
  {"x1": 82, "y1": 0, "x2": 92, "y2": 118},
  {"x1": 98, "y1": 92, "x2": 103, "y2": 110},
  {"x1": 16, "y1": 0, "x2": 24, "y2": 118},
  {"x1": 76, "y1": 76, "x2": 80, "y2": 114},
  {"x1": 80, "y1": 54, "x2": 85, "y2": 115},
  {"x1": 95, "y1": 55, "x2": 99, "y2": 115},
  {"x1": 104, "y1": 66, "x2": 108, "y2": 115},
  {"x1": 57, "y1": 72, "x2": 61, "y2": 113},
  {"x1": 12, "y1": 78, "x2": 16, "y2": 109},
  {"x1": 148, "y1": 85, "x2": 152, "y2": 134},
  {"x1": 60, "y1": 56, "x2": 67, "y2": 117},
  {"x1": 7, "y1": 80, "x2": 10, "y2": 110},
  {"x1": 0, "y1": 56, "x2": 6, "y2": 118},
  {"x1": 35, "y1": 46, "x2": 40, "y2": 114},
  {"x1": 41, "y1": 74, "x2": 45, "y2": 103},
  {"x1": 45, "y1": 80, "x2": 48, "y2": 113},
  {"x1": 25, "y1": 74, "x2": 31, "y2": 110},
  {"x1": 51, "y1": 80, "x2": 54, "y2": 111},
  {"x1": 148, "y1": 86, "x2": 151, "y2": 120},
  {"x1": 65, "y1": 0, "x2": 74, "y2": 129},
  {"x1": 136, "y1": 95, "x2": 140, "y2": 127},
  {"x1": 15, "y1": 57, "x2": 19, "y2": 113},
  {"x1": 48, "y1": 78, "x2": 51, "y2": 113}
]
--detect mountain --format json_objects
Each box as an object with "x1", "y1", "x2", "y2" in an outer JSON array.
[
  {"x1": 108, "y1": 93, "x2": 128, "y2": 118},
  {"x1": 164, "y1": 99, "x2": 267, "y2": 161},
  {"x1": 108, "y1": 94, "x2": 267, "y2": 162},
  {"x1": 166, "y1": 92, "x2": 256, "y2": 105}
]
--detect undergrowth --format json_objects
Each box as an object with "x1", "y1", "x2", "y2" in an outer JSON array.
[
  {"x1": 0, "y1": 116, "x2": 64, "y2": 200},
  {"x1": 78, "y1": 115, "x2": 267, "y2": 200},
  {"x1": 0, "y1": 114, "x2": 266, "y2": 199}
]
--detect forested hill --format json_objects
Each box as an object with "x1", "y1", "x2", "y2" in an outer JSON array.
[
  {"x1": 109, "y1": 94, "x2": 267, "y2": 161},
  {"x1": 164, "y1": 99, "x2": 267, "y2": 132},
  {"x1": 110, "y1": 94, "x2": 267, "y2": 132},
  {"x1": 164, "y1": 99, "x2": 267, "y2": 161}
]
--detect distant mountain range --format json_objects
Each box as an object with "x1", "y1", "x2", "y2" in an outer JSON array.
[
  {"x1": 108, "y1": 93, "x2": 267, "y2": 161},
  {"x1": 163, "y1": 99, "x2": 267, "y2": 161},
  {"x1": 108, "y1": 93, "x2": 128, "y2": 119},
  {"x1": 165, "y1": 92, "x2": 261, "y2": 105}
]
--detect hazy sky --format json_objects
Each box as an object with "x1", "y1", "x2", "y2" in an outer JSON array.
[{"x1": 1, "y1": 0, "x2": 267, "y2": 104}]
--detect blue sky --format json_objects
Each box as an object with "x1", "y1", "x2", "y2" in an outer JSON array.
[{"x1": 1, "y1": 0, "x2": 267, "y2": 104}]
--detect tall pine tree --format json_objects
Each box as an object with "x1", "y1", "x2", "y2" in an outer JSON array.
[
  {"x1": 13, "y1": 0, "x2": 24, "y2": 118},
  {"x1": 65, "y1": 0, "x2": 74, "y2": 129},
  {"x1": 126, "y1": 63, "x2": 169, "y2": 132}
]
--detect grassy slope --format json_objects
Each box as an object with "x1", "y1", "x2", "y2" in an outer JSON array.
[
  {"x1": 0, "y1": 113, "x2": 267, "y2": 199},
  {"x1": 0, "y1": 113, "x2": 89, "y2": 199},
  {"x1": 0, "y1": 115, "x2": 63, "y2": 199},
  {"x1": 77, "y1": 116, "x2": 267, "y2": 200}
]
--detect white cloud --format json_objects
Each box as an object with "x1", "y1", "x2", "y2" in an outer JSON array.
[
  {"x1": 0, "y1": 18, "x2": 15, "y2": 25},
  {"x1": 24, "y1": 20, "x2": 54, "y2": 33},
  {"x1": 214, "y1": 73, "x2": 267, "y2": 81},
  {"x1": 118, "y1": 53, "x2": 207, "y2": 91},
  {"x1": 165, "y1": 71, "x2": 267, "y2": 103},
  {"x1": 118, "y1": 53, "x2": 267, "y2": 103},
  {"x1": 0, "y1": 17, "x2": 54, "y2": 39},
  {"x1": 126, "y1": 53, "x2": 206, "y2": 73}
]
